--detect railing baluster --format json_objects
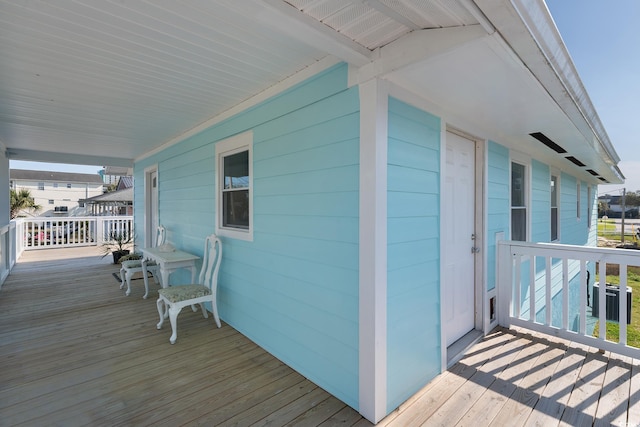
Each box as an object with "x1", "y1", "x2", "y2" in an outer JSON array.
[
  {"x1": 545, "y1": 256, "x2": 552, "y2": 326},
  {"x1": 579, "y1": 260, "x2": 586, "y2": 335},
  {"x1": 598, "y1": 261, "x2": 607, "y2": 343},
  {"x1": 620, "y1": 264, "x2": 628, "y2": 346},
  {"x1": 562, "y1": 258, "x2": 568, "y2": 331},
  {"x1": 529, "y1": 255, "x2": 535, "y2": 322},
  {"x1": 514, "y1": 254, "x2": 521, "y2": 319}
]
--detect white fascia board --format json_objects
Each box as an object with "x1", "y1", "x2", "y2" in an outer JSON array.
[
  {"x1": 353, "y1": 25, "x2": 489, "y2": 85},
  {"x1": 359, "y1": 78, "x2": 388, "y2": 423}
]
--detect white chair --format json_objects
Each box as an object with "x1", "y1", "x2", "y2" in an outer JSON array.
[
  {"x1": 119, "y1": 225, "x2": 166, "y2": 299},
  {"x1": 156, "y1": 234, "x2": 222, "y2": 344}
]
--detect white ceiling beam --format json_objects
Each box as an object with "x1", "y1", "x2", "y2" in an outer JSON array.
[
  {"x1": 259, "y1": 0, "x2": 374, "y2": 67},
  {"x1": 353, "y1": 24, "x2": 488, "y2": 84}
]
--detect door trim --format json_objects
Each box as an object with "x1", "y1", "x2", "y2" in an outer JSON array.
[
  {"x1": 144, "y1": 165, "x2": 159, "y2": 248},
  {"x1": 440, "y1": 126, "x2": 486, "y2": 371}
]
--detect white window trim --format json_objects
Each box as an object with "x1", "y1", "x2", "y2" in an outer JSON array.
[
  {"x1": 576, "y1": 181, "x2": 581, "y2": 221},
  {"x1": 510, "y1": 153, "x2": 530, "y2": 242},
  {"x1": 550, "y1": 169, "x2": 560, "y2": 242},
  {"x1": 587, "y1": 185, "x2": 593, "y2": 228},
  {"x1": 215, "y1": 131, "x2": 253, "y2": 242}
]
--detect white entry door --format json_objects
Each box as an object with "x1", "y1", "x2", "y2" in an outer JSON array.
[{"x1": 443, "y1": 131, "x2": 476, "y2": 346}]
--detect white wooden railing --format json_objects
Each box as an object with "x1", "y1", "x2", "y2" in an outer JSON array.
[
  {"x1": 15, "y1": 216, "x2": 133, "y2": 250},
  {"x1": 497, "y1": 240, "x2": 640, "y2": 359}
]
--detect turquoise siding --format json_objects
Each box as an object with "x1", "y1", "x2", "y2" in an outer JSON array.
[
  {"x1": 386, "y1": 97, "x2": 441, "y2": 412},
  {"x1": 560, "y1": 173, "x2": 586, "y2": 245},
  {"x1": 134, "y1": 63, "x2": 361, "y2": 408},
  {"x1": 486, "y1": 141, "x2": 510, "y2": 291}
]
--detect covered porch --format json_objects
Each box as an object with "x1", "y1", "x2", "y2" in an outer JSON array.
[{"x1": 1, "y1": 248, "x2": 639, "y2": 426}]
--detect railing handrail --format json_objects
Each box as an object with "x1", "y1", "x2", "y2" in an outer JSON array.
[{"x1": 501, "y1": 240, "x2": 640, "y2": 264}]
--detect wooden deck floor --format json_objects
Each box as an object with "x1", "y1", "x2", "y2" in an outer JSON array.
[{"x1": 2, "y1": 248, "x2": 640, "y2": 426}]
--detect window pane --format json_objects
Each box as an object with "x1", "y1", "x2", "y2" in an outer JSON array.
[
  {"x1": 224, "y1": 151, "x2": 249, "y2": 189},
  {"x1": 550, "y1": 176, "x2": 558, "y2": 208},
  {"x1": 576, "y1": 182, "x2": 581, "y2": 218},
  {"x1": 512, "y1": 208, "x2": 526, "y2": 241},
  {"x1": 551, "y1": 207, "x2": 558, "y2": 241},
  {"x1": 223, "y1": 189, "x2": 249, "y2": 229},
  {"x1": 551, "y1": 175, "x2": 558, "y2": 240},
  {"x1": 511, "y1": 163, "x2": 525, "y2": 207}
]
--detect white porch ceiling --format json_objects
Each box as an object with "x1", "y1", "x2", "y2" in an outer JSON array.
[{"x1": 0, "y1": 0, "x2": 622, "y2": 183}]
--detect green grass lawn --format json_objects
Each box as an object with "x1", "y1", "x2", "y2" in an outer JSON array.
[
  {"x1": 594, "y1": 267, "x2": 640, "y2": 347},
  {"x1": 597, "y1": 219, "x2": 617, "y2": 233},
  {"x1": 597, "y1": 219, "x2": 640, "y2": 241}
]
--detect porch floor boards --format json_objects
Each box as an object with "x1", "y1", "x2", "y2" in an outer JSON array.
[{"x1": 1, "y1": 248, "x2": 639, "y2": 426}]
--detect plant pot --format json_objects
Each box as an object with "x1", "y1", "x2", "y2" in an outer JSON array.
[{"x1": 112, "y1": 250, "x2": 130, "y2": 264}]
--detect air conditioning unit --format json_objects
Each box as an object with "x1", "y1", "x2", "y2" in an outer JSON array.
[{"x1": 592, "y1": 283, "x2": 632, "y2": 324}]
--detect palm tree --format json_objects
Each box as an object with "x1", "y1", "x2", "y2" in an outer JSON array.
[{"x1": 10, "y1": 189, "x2": 41, "y2": 219}]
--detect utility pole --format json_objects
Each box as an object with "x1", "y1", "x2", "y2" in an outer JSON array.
[{"x1": 621, "y1": 188, "x2": 626, "y2": 243}]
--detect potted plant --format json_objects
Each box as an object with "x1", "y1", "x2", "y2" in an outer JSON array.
[{"x1": 101, "y1": 230, "x2": 135, "y2": 264}]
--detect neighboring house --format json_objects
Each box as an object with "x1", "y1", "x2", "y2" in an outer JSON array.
[
  {"x1": 9, "y1": 169, "x2": 104, "y2": 217},
  {"x1": 82, "y1": 188, "x2": 133, "y2": 216},
  {"x1": 82, "y1": 177, "x2": 133, "y2": 216},
  {"x1": 99, "y1": 166, "x2": 133, "y2": 187},
  {"x1": 598, "y1": 194, "x2": 638, "y2": 218},
  {"x1": 0, "y1": 1, "x2": 626, "y2": 424}
]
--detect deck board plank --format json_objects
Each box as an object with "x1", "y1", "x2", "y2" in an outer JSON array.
[
  {"x1": 558, "y1": 349, "x2": 609, "y2": 426},
  {"x1": 593, "y1": 353, "x2": 632, "y2": 426},
  {"x1": 524, "y1": 344, "x2": 587, "y2": 426},
  {"x1": 454, "y1": 333, "x2": 552, "y2": 426}
]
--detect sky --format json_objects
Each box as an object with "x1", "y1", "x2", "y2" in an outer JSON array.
[
  {"x1": 546, "y1": 0, "x2": 640, "y2": 195},
  {"x1": 9, "y1": 1, "x2": 640, "y2": 194}
]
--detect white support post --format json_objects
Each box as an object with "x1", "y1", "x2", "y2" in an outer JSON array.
[
  {"x1": 358, "y1": 78, "x2": 388, "y2": 423},
  {"x1": 496, "y1": 233, "x2": 512, "y2": 327}
]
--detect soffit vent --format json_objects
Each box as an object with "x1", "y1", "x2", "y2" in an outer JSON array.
[
  {"x1": 530, "y1": 132, "x2": 566, "y2": 154},
  {"x1": 565, "y1": 156, "x2": 586, "y2": 167},
  {"x1": 598, "y1": 177, "x2": 609, "y2": 182},
  {"x1": 586, "y1": 169, "x2": 599, "y2": 176}
]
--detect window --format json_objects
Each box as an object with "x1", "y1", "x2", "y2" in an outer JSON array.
[
  {"x1": 587, "y1": 186, "x2": 592, "y2": 227},
  {"x1": 216, "y1": 131, "x2": 253, "y2": 241},
  {"x1": 67, "y1": 183, "x2": 72, "y2": 189},
  {"x1": 511, "y1": 162, "x2": 527, "y2": 241},
  {"x1": 551, "y1": 175, "x2": 559, "y2": 241},
  {"x1": 38, "y1": 182, "x2": 44, "y2": 190},
  {"x1": 48, "y1": 199, "x2": 54, "y2": 205},
  {"x1": 576, "y1": 182, "x2": 581, "y2": 220}
]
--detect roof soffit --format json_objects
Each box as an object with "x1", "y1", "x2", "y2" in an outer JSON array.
[{"x1": 474, "y1": 0, "x2": 622, "y2": 178}]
